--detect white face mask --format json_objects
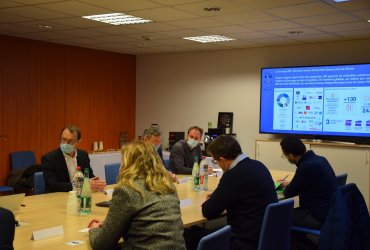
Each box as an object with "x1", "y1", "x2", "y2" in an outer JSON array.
[{"x1": 187, "y1": 138, "x2": 199, "y2": 149}]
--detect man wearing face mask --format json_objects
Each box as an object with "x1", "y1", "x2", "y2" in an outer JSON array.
[
  {"x1": 142, "y1": 127, "x2": 165, "y2": 165},
  {"x1": 42, "y1": 124, "x2": 106, "y2": 193},
  {"x1": 169, "y1": 126, "x2": 203, "y2": 174},
  {"x1": 202, "y1": 135, "x2": 277, "y2": 250}
]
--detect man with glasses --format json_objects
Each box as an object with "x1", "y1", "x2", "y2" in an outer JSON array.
[
  {"x1": 278, "y1": 135, "x2": 336, "y2": 250},
  {"x1": 42, "y1": 125, "x2": 106, "y2": 193},
  {"x1": 201, "y1": 135, "x2": 277, "y2": 250},
  {"x1": 142, "y1": 127, "x2": 165, "y2": 164}
]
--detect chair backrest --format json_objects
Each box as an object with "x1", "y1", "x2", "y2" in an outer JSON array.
[
  {"x1": 319, "y1": 183, "x2": 370, "y2": 250},
  {"x1": 10, "y1": 151, "x2": 36, "y2": 171},
  {"x1": 33, "y1": 172, "x2": 45, "y2": 195},
  {"x1": 197, "y1": 225, "x2": 231, "y2": 250},
  {"x1": 104, "y1": 163, "x2": 120, "y2": 185},
  {"x1": 258, "y1": 199, "x2": 294, "y2": 250},
  {"x1": 336, "y1": 173, "x2": 348, "y2": 187}
]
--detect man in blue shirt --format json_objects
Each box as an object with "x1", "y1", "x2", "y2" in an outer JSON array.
[{"x1": 279, "y1": 135, "x2": 337, "y2": 250}]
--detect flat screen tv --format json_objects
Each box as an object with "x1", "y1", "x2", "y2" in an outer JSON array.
[{"x1": 260, "y1": 63, "x2": 370, "y2": 143}]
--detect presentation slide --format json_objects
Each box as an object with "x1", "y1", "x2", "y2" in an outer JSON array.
[{"x1": 260, "y1": 64, "x2": 370, "y2": 137}]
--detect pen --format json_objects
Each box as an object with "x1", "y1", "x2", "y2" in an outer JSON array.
[{"x1": 281, "y1": 174, "x2": 290, "y2": 181}]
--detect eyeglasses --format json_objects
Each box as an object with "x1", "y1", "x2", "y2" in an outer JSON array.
[
  {"x1": 211, "y1": 159, "x2": 218, "y2": 165},
  {"x1": 60, "y1": 137, "x2": 77, "y2": 145}
]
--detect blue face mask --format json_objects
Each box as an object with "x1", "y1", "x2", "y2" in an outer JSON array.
[
  {"x1": 60, "y1": 143, "x2": 75, "y2": 154},
  {"x1": 187, "y1": 138, "x2": 199, "y2": 149}
]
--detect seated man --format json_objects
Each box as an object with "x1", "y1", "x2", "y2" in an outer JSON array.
[
  {"x1": 202, "y1": 135, "x2": 278, "y2": 249},
  {"x1": 42, "y1": 125, "x2": 106, "y2": 193},
  {"x1": 169, "y1": 126, "x2": 203, "y2": 174},
  {"x1": 142, "y1": 127, "x2": 165, "y2": 165},
  {"x1": 278, "y1": 135, "x2": 337, "y2": 250}
]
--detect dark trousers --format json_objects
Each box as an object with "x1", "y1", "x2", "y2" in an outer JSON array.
[{"x1": 291, "y1": 208, "x2": 323, "y2": 250}]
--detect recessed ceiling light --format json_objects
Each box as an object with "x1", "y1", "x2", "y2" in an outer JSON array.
[
  {"x1": 183, "y1": 35, "x2": 236, "y2": 43},
  {"x1": 204, "y1": 7, "x2": 221, "y2": 12},
  {"x1": 287, "y1": 31, "x2": 303, "y2": 35},
  {"x1": 38, "y1": 24, "x2": 54, "y2": 29},
  {"x1": 82, "y1": 13, "x2": 152, "y2": 25}
]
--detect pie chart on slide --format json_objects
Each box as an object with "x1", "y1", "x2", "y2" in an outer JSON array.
[{"x1": 277, "y1": 93, "x2": 290, "y2": 107}]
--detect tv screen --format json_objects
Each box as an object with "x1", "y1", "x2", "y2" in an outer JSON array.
[{"x1": 260, "y1": 63, "x2": 370, "y2": 140}]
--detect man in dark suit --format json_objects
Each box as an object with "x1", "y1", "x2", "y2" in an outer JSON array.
[
  {"x1": 0, "y1": 207, "x2": 15, "y2": 250},
  {"x1": 42, "y1": 125, "x2": 106, "y2": 193},
  {"x1": 202, "y1": 135, "x2": 278, "y2": 250}
]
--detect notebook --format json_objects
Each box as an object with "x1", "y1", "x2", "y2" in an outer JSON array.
[{"x1": 0, "y1": 193, "x2": 25, "y2": 215}]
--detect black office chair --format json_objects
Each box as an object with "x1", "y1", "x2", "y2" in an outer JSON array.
[
  {"x1": 291, "y1": 183, "x2": 370, "y2": 249},
  {"x1": 336, "y1": 173, "x2": 348, "y2": 187}
]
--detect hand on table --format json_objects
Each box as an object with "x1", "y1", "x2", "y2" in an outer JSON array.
[
  {"x1": 88, "y1": 219, "x2": 103, "y2": 229},
  {"x1": 90, "y1": 177, "x2": 106, "y2": 192}
]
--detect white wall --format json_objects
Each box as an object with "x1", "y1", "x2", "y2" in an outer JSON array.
[{"x1": 136, "y1": 39, "x2": 370, "y2": 158}]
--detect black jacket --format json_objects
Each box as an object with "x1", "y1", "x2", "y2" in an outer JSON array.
[{"x1": 41, "y1": 148, "x2": 94, "y2": 193}]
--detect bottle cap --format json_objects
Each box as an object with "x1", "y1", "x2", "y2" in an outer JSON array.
[
  {"x1": 69, "y1": 190, "x2": 77, "y2": 195},
  {"x1": 76, "y1": 166, "x2": 81, "y2": 171}
]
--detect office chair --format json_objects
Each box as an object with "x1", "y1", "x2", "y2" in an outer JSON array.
[
  {"x1": 291, "y1": 183, "x2": 370, "y2": 249},
  {"x1": 104, "y1": 163, "x2": 120, "y2": 185},
  {"x1": 10, "y1": 151, "x2": 36, "y2": 171},
  {"x1": 258, "y1": 199, "x2": 294, "y2": 250},
  {"x1": 0, "y1": 186, "x2": 14, "y2": 194},
  {"x1": 197, "y1": 225, "x2": 231, "y2": 250},
  {"x1": 33, "y1": 172, "x2": 45, "y2": 195},
  {"x1": 336, "y1": 173, "x2": 348, "y2": 187}
]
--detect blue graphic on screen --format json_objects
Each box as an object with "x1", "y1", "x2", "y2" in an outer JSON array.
[{"x1": 260, "y1": 63, "x2": 370, "y2": 138}]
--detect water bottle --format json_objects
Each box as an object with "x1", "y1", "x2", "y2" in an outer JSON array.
[
  {"x1": 72, "y1": 166, "x2": 84, "y2": 207},
  {"x1": 80, "y1": 168, "x2": 92, "y2": 215},
  {"x1": 67, "y1": 191, "x2": 79, "y2": 215},
  {"x1": 192, "y1": 156, "x2": 200, "y2": 191},
  {"x1": 202, "y1": 158, "x2": 208, "y2": 191},
  {"x1": 199, "y1": 156, "x2": 206, "y2": 188}
]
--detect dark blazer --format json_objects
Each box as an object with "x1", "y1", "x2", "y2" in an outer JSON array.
[
  {"x1": 41, "y1": 148, "x2": 94, "y2": 193},
  {"x1": 0, "y1": 207, "x2": 15, "y2": 250}
]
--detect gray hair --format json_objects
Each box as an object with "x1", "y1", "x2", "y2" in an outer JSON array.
[{"x1": 142, "y1": 127, "x2": 161, "y2": 139}]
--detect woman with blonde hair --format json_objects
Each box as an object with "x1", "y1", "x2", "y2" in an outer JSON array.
[{"x1": 88, "y1": 141, "x2": 185, "y2": 250}]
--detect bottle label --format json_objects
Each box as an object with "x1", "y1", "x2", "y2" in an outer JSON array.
[{"x1": 80, "y1": 196, "x2": 92, "y2": 215}]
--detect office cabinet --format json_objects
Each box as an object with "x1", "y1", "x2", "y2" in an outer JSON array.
[{"x1": 255, "y1": 139, "x2": 370, "y2": 208}]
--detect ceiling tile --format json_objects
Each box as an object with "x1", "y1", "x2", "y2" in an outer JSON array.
[
  {"x1": 78, "y1": 0, "x2": 161, "y2": 11},
  {"x1": 196, "y1": 25, "x2": 253, "y2": 35},
  {"x1": 0, "y1": 5, "x2": 70, "y2": 19},
  {"x1": 233, "y1": 0, "x2": 314, "y2": 10},
  {"x1": 38, "y1": 1, "x2": 111, "y2": 16},
  {"x1": 210, "y1": 10, "x2": 278, "y2": 25},
  {"x1": 264, "y1": 2, "x2": 338, "y2": 19},
  {"x1": 243, "y1": 20, "x2": 303, "y2": 31},
  {"x1": 316, "y1": 21, "x2": 370, "y2": 32},
  {"x1": 173, "y1": 0, "x2": 251, "y2": 16},
  {"x1": 165, "y1": 17, "x2": 228, "y2": 29},
  {"x1": 128, "y1": 6, "x2": 198, "y2": 22},
  {"x1": 292, "y1": 13, "x2": 361, "y2": 26}
]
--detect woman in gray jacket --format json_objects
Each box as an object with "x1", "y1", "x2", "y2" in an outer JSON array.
[{"x1": 88, "y1": 141, "x2": 185, "y2": 250}]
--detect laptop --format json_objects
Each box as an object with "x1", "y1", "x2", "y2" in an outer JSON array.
[{"x1": 0, "y1": 193, "x2": 25, "y2": 215}]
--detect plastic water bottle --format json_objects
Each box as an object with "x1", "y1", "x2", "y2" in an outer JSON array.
[
  {"x1": 67, "y1": 191, "x2": 79, "y2": 215},
  {"x1": 192, "y1": 156, "x2": 200, "y2": 191},
  {"x1": 80, "y1": 168, "x2": 92, "y2": 215},
  {"x1": 199, "y1": 156, "x2": 206, "y2": 188},
  {"x1": 72, "y1": 166, "x2": 83, "y2": 211},
  {"x1": 202, "y1": 158, "x2": 208, "y2": 191}
]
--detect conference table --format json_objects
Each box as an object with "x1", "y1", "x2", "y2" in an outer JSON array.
[{"x1": 14, "y1": 169, "x2": 294, "y2": 250}]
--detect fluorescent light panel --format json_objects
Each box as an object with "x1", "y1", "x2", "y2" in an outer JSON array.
[
  {"x1": 332, "y1": 0, "x2": 351, "y2": 2},
  {"x1": 82, "y1": 13, "x2": 152, "y2": 25},
  {"x1": 183, "y1": 35, "x2": 236, "y2": 43}
]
